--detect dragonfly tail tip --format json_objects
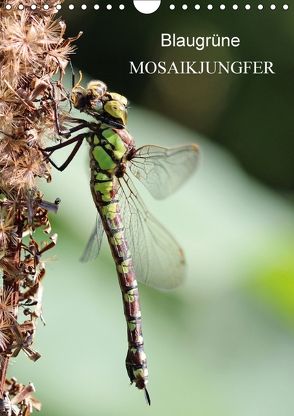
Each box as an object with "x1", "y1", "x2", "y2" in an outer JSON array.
[{"x1": 144, "y1": 387, "x2": 151, "y2": 406}]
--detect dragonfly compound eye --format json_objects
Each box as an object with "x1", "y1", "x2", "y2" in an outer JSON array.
[
  {"x1": 87, "y1": 80, "x2": 108, "y2": 100},
  {"x1": 107, "y1": 92, "x2": 128, "y2": 107},
  {"x1": 104, "y1": 100, "x2": 128, "y2": 126}
]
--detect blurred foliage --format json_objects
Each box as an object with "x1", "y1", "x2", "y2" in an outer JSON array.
[{"x1": 245, "y1": 241, "x2": 294, "y2": 329}]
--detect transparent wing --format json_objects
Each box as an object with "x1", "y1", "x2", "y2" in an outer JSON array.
[
  {"x1": 129, "y1": 144, "x2": 199, "y2": 199},
  {"x1": 80, "y1": 215, "x2": 104, "y2": 262},
  {"x1": 117, "y1": 174, "x2": 185, "y2": 289}
]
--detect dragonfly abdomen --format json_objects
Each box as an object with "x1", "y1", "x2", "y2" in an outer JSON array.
[
  {"x1": 89, "y1": 142, "x2": 149, "y2": 397},
  {"x1": 102, "y1": 202, "x2": 149, "y2": 392}
]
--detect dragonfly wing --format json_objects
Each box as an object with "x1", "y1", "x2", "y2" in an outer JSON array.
[
  {"x1": 118, "y1": 174, "x2": 185, "y2": 289},
  {"x1": 80, "y1": 215, "x2": 104, "y2": 262},
  {"x1": 129, "y1": 144, "x2": 199, "y2": 199}
]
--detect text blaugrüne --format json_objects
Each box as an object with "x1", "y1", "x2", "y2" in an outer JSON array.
[{"x1": 129, "y1": 34, "x2": 275, "y2": 75}]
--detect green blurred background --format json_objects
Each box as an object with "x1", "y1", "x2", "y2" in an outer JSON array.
[{"x1": 13, "y1": 2, "x2": 294, "y2": 415}]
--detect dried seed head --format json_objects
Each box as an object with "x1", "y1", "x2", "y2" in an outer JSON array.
[
  {"x1": 0, "y1": 208, "x2": 18, "y2": 255},
  {"x1": 0, "y1": 3, "x2": 78, "y2": 191},
  {"x1": 0, "y1": 289, "x2": 15, "y2": 321},
  {"x1": 0, "y1": 320, "x2": 13, "y2": 353},
  {"x1": 0, "y1": 138, "x2": 50, "y2": 191},
  {"x1": 0, "y1": 0, "x2": 76, "y2": 408}
]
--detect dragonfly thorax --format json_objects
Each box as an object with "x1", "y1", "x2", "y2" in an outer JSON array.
[{"x1": 89, "y1": 129, "x2": 128, "y2": 173}]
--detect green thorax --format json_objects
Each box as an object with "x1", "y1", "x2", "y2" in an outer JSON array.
[
  {"x1": 89, "y1": 126, "x2": 128, "y2": 203},
  {"x1": 89, "y1": 126, "x2": 127, "y2": 173}
]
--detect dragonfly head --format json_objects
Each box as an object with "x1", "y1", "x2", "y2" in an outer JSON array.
[
  {"x1": 70, "y1": 72, "x2": 128, "y2": 127},
  {"x1": 107, "y1": 92, "x2": 128, "y2": 107},
  {"x1": 103, "y1": 95, "x2": 128, "y2": 127}
]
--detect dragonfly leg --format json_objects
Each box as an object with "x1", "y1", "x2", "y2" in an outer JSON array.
[
  {"x1": 55, "y1": 119, "x2": 92, "y2": 139},
  {"x1": 43, "y1": 132, "x2": 86, "y2": 153},
  {"x1": 43, "y1": 136, "x2": 84, "y2": 172},
  {"x1": 50, "y1": 82, "x2": 70, "y2": 137}
]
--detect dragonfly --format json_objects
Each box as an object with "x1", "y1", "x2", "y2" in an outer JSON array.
[{"x1": 43, "y1": 75, "x2": 199, "y2": 405}]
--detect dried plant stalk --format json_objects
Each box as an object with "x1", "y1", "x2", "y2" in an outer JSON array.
[{"x1": 0, "y1": 1, "x2": 78, "y2": 414}]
